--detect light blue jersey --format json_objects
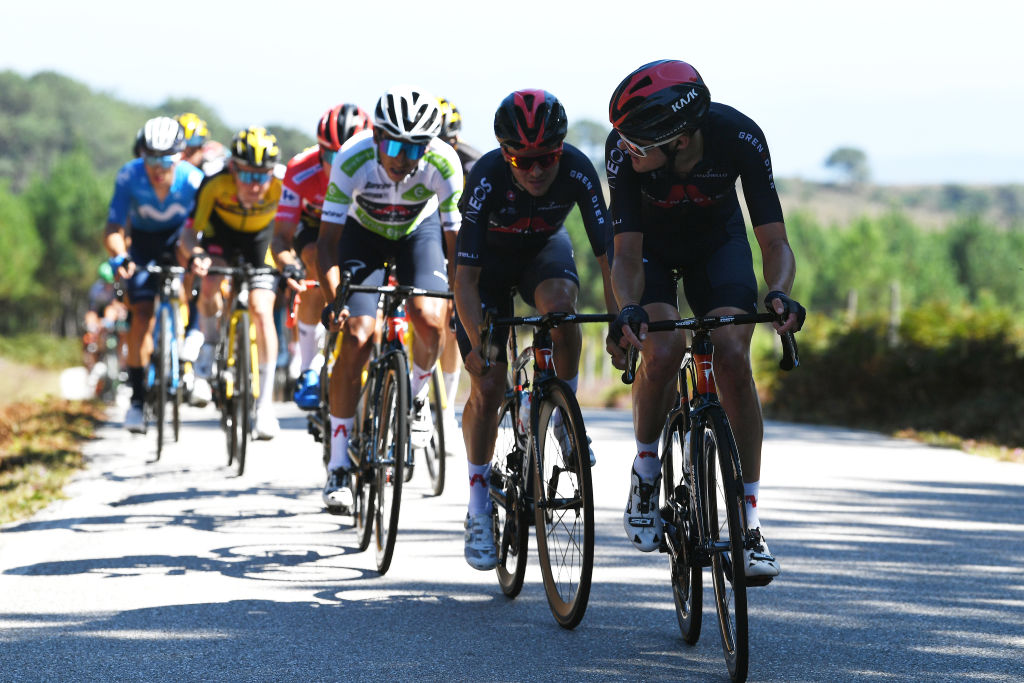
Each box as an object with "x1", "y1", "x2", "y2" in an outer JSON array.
[{"x1": 107, "y1": 159, "x2": 203, "y2": 232}]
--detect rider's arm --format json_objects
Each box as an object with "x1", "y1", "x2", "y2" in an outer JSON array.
[
  {"x1": 454, "y1": 263, "x2": 488, "y2": 375},
  {"x1": 755, "y1": 221, "x2": 800, "y2": 333},
  {"x1": 317, "y1": 218, "x2": 344, "y2": 303},
  {"x1": 270, "y1": 218, "x2": 300, "y2": 269},
  {"x1": 434, "y1": 142, "x2": 464, "y2": 286}
]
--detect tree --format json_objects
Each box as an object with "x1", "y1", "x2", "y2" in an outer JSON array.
[
  {"x1": 0, "y1": 181, "x2": 44, "y2": 322},
  {"x1": 824, "y1": 146, "x2": 870, "y2": 185}
]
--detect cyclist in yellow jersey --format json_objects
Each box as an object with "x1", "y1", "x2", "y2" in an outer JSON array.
[{"x1": 180, "y1": 126, "x2": 285, "y2": 440}]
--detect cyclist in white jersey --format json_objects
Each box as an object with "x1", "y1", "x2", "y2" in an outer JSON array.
[{"x1": 317, "y1": 85, "x2": 463, "y2": 511}]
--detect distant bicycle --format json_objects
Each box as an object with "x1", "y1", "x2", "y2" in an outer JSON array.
[{"x1": 144, "y1": 263, "x2": 187, "y2": 461}]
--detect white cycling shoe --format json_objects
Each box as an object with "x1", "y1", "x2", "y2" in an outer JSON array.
[
  {"x1": 743, "y1": 527, "x2": 781, "y2": 581},
  {"x1": 623, "y1": 464, "x2": 663, "y2": 552}
]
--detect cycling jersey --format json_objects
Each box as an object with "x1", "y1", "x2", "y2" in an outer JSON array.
[
  {"x1": 606, "y1": 102, "x2": 783, "y2": 238},
  {"x1": 107, "y1": 159, "x2": 203, "y2": 232},
  {"x1": 320, "y1": 130, "x2": 463, "y2": 240},
  {"x1": 190, "y1": 168, "x2": 284, "y2": 236},
  {"x1": 276, "y1": 146, "x2": 326, "y2": 234},
  {"x1": 456, "y1": 143, "x2": 608, "y2": 268}
]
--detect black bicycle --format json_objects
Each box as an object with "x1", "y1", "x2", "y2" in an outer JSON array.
[
  {"x1": 328, "y1": 270, "x2": 452, "y2": 574},
  {"x1": 623, "y1": 311, "x2": 798, "y2": 682},
  {"x1": 481, "y1": 307, "x2": 613, "y2": 629}
]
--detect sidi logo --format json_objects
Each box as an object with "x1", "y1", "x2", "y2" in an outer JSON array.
[{"x1": 671, "y1": 88, "x2": 699, "y2": 112}]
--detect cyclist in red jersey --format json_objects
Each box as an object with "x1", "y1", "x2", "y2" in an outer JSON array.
[{"x1": 271, "y1": 104, "x2": 373, "y2": 409}]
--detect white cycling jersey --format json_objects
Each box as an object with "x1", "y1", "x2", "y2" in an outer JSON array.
[{"x1": 320, "y1": 130, "x2": 463, "y2": 240}]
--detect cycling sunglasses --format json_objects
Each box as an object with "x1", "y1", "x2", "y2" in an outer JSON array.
[
  {"x1": 319, "y1": 147, "x2": 337, "y2": 166},
  {"x1": 503, "y1": 148, "x2": 562, "y2": 171},
  {"x1": 376, "y1": 137, "x2": 428, "y2": 161},
  {"x1": 236, "y1": 169, "x2": 274, "y2": 185},
  {"x1": 185, "y1": 137, "x2": 206, "y2": 148},
  {"x1": 616, "y1": 131, "x2": 682, "y2": 158},
  {"x1": 143, "y1": 153, "x2": 181, "y2": 168}
]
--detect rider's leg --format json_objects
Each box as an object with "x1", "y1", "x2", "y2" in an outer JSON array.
[
  {"x1": 406, "y1": 296, "x2": 445, "y2": 399},
  {"x1": 126, "y1": 299, "x2": 156, "y2": 408},
  {"x1": 462, "y1": 366, "x2": 506, "y2": 513},
  {"x1": 532, "y1": 277, "x2": 581, "y2": 384},
  {"x1": 327, "y1": 314, "x2": 375, "y2": 470},
  {"x1": 250, "y1": 287, "x2": 278, "y2": 411},
  {"x1": 297, "y1": 242, "x2": 326, "y2": 372}
]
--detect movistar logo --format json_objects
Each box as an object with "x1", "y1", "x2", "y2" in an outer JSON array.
[
  {"x1": 325, "y1": 182, "x2": 351, "y2": 204},
  {"x1": 402, "y1": 184, "x2": 433, "y2": 201}
]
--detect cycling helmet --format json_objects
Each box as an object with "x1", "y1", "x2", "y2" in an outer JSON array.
[
  {"x1": 230, "y1": 126, "x2": 280, "y2": 168},
  {"x1": 317, "y1": 103, "x2": 373, "y2": 151},
  {"x1": 437, "y1": 96, "x2": 462, "y2": 141},
  {"x1": 132, "y1": 127, "x2": 145, "y2": 157},
  {"x1": 373, "y1": 86, "x2": 443, "y2": 144},
  {"x1": 493, "y1": 89, "x2": 567, "y2": 151},
  {"x1": 141, "y1": 116, "x2": 186, "y2": 155},
  {"x1": 177, "y1": 112, "x2": 209, "y2": 146},
  {"x1": 609, "y1": 60, "x2": 711, "y2": 143}
]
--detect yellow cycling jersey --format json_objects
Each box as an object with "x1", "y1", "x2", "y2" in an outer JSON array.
[{"x1": 190, "y1": 169, "x2": 283, "y2": 235}]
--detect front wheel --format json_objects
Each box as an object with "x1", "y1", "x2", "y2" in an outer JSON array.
[
  {"x1": 662, "y1": 410, "x2": 702, "y2": 645},
  {"x1": 532, "y1": 379, "x2": 594, "y2": 629},
  {"x1": 154, "y1": 306, "x2": 170, "y2": 461},
  {"x1": 231, "y1": 312, "x2": 252, "y2": 476},
  {"x1": 492, "y1": 396, "x2": 528, "y2": 598},
  {"x1": 700, "y1": 409, "x2": 748, "y2": 682},
  {"x1": 372, "y1": 352, "x2": 408, "y2": 574}
]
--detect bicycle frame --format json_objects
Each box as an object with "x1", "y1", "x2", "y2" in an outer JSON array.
[{"x1": 146, "y1": 265, "x2": 185, "y2": 397}]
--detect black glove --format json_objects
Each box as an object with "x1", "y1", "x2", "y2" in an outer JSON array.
[
  {"x1": 764, "y1": 290, "x2": 806, "y2": 331},
  {"x1": 608, "y1": 304, "x2": 649, "y2": 345},
  {"x1": 282, "y1": 263, "x2": 305, "y2": 282}
]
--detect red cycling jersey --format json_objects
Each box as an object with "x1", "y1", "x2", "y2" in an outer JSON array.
[{"x1": 275, "y1": 146, "x2": 327, "y2": 233}]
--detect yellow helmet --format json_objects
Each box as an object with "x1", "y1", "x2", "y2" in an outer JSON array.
[
  {"x1": 437, "y1": 96, "x2": 462, "y2": 141},
  {"x1": 230, "y1": 126, "x2": 280, "y2": 169},
  {"x1": 177, "y1": 112, "x2": 209, "y2": 147}
]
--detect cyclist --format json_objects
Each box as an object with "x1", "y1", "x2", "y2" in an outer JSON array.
[
  {"x1": 605, "y1": 60, "x2": 805, "y2": 578},
  {"x1": 104, "y1": 116, "x2": 203, "y2": 432},
  {"x1": 181, "y1": 126, "x2": 285, "y2": 440},
  {"x1": 435, "y1": 96, "x2": 483, "y2": 454},
  {"x1": 175, "y1": 112, "x2": 212, "y2": 370},
  {"x1": 453, "y1": 89, "x2": 615, "y2": 570},
  {"x1": 317, "y1": 85, "x2": 463, "y2": 511},
  {"x1": 271, "y1": 103, "x2": 372, "y2": 410}
]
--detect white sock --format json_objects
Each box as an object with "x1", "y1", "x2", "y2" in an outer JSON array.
[
  {"x1": 467, "y1": 462, "x2": 491, "y2": 515},
  {"x1": 297, "y1": 322, "x2": 318, "y2": 373},
  {"x1": 633, "y1": 439, "x2": 661, "y2": 480},
  {"x1": 744, "y1": 480, "x2": 761, "y2": 530},
  {"x1": 328, "y1": 416, "x2": 355, "y2": 471},
  {"x1": 258, "y1": 363, "x2": 274, "y2": 409},
  {"x1": 410, "y1": 363, "x2": 432, "y2": 400},
  {"x1": 443, "y1": 369, "x2": 460, "y2": 420}
]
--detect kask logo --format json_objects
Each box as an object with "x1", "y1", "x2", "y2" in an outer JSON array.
[{"x1": 671, "y1": 88, "x2": 699, "y2": 112}]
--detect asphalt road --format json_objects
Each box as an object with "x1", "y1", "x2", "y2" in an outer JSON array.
[{"x1": 1, "y1": 399, "x2": 1023, "y2": 682}]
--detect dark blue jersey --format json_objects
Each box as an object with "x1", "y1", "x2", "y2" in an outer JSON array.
[
  {"x1": 456, "y1": 143, "x2": 608, "y2": 267},
  {"x1": 606, "y1": 102, "x2": 783, "y2": 239}
]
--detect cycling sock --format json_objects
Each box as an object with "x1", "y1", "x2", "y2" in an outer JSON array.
[
  {"x1": 443, "y1": 369, "x2": 460, "y2": 419},
  {"x1": 310, "y1": 323, "x2": 326, "y2": 372},
  {"x1": 633, "y1": 440, "x2": 661, "y2": 481},
  {"x1": 328, "y1": 416, "x2": 355, "y2": 471},
  {"x1": 257, "y1": 364, "x2": 273, "y2": 409},
  {"x1": 410, "y1": 363, "x2": 432, "y2": 400},
  {"x1": 744, "y1": 479, "x2": 761, "y2": 529},
  {"x1": 467, "y1": 461, "x2": 492, "y2": 515},
  {"x1": 128, "y1": 366, "x2": 145, "y2": 406},
  {"x1": 297, "y1": 322, "x2": 318, "y2": 373}
]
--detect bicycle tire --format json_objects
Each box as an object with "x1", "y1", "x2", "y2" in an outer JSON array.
[
  {"x1": 154, "y1": 305, "x2": 170, "y2": 461},
  {"x1": 661, "y1": 410, "x2": 702, "y2": 645},
  {"x1": 319, "y1": 354, "x2": 331, "y2": 467},
  {"x1": 422, "y1": 366, "x2": 446, "y2": 496},
  {"x1": 232, "y1": 312, "x2": 252, "y2": 476},
  {"x1": 493, "y1": 395, "x2": 529, "y2": 598},
  {"x1": 372, "y1": 351, "x2": 408, "y2": 574},
  {"x1": 700, "y1": 409, "x2": 748, "y2": 682},
  {"x1": 532, "y1": 379, "x2": 594, "y2": 629}
]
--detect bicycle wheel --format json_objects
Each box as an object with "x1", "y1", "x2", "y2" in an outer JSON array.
[
  {"x1": 372, "y1": 352, "x2": 408, "y2": 574},
  {"x1": 661, "y1": 409, "x2": 702, "y2": 645},
  {"x1": 172, "y1": 314, "x2": 182, "y2": 443},
  {"x1": 319, "y1": 356, "x2": 331, "y2": 467},
  {"x1": 421, "y1": 366, "x2": 446, "y2": 496},
  {"x1": 231, "y1": 312, "x2": 252, "y2": 476},
  {"x1": 699, "y1": 409, "x2": 748, "y2": 682},
  {"x1": 493, "y1": 395, "x2": 529, "y2": 597},
  {"x1": 154, "y1": 305, "x2": 171, "y2": 461},
  {"x1": 532, "y1": 379, "x2": 594, "y2": 629}
]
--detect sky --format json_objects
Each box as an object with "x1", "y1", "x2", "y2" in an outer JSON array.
[{"x1": 4, "y1": 0, "x2": 1023, "y2": 185}]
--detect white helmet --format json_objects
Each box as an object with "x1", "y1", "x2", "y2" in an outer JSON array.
[
  {"x1": 142, "y1": 116, "x2": 186, "y2": 155},
  {"x1": 374, "y1": 86, "x2": 443, "y2": 144}
]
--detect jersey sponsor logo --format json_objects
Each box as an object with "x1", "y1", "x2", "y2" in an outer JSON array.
[
  {"x1": 569, "y1": 168, "x2": 594, "y2": 191},
  {"x1": 341, "y1": 148, "x2": 375, "y2": 176},
  {"x1": 325, "y1": 182, "x2": 351, "y2": 205},
  {"x1": 457, "y1": 250, "x2": 478, "y2": 261},
  {"x1": 293, "y1": 165, "x2": 322, "y2": 184},
  {"x1": 401, "y1": 183, "x2": 434, "y2": 202},
  {"x1": 462, "y1": 177, "x2": 493, "y2": 225},
  {"x1": 606, "y1": 146, "x2": 626, "y2": 189},
  {"x1": 439, "y1": 189, "x2": 462, "y2": 212},
  {"x1": 136, "y1": 203, "x2": 190, "y2": 223},
  {"x1": 671, "y1": 88, "x2": 700, "y2": 112},
  {"x1": 281, "y1": 187, "x2": 300, "y2": 204},
  {"x1": 366, "y1": 181, "x2": 390, "y2": 190},
  {"x1": 424, "y1": 151, "x2": 455, "y2": 180}
]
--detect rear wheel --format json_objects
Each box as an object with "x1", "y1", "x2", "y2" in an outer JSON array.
[
  {"x1": 662, "y1": 410, "x2": 702, "y2": 645},
  {"x1": 373, "y1": 352, "x2": 408, "y2": 574},
  {"x1": 422, "y1": 366, "x2": 446, "y2": 496},
  {"x1": 319, "y1": 347, "x2": 332, "y2": 468},
  {"x1": 533, "y1": 380, "x2": 594, "y2": 629},
  {"x1": 492, "y1": 396, "x2": 528, "y2": 598},
  {"x1": 701, "y1": 410, "x2": 748, "y2": 682}
]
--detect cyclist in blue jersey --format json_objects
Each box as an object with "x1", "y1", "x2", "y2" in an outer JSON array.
[
  {"x1": 104, "y1": 117, "x2": 203, "y2": 432},
  {"x1": 453, "y1": 89, "x2": 616, "y2": 570},
  {"x1": 606, "y1": 60, "x2": 806, "y2": 579}
]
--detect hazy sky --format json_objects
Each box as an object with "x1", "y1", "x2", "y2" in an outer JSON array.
[{"x1": 4, "y1": 0, "x2": 1022, "y2": 184}]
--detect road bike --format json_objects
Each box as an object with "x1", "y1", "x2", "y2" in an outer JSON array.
[
  {"x1": 207, "y1": 262, "x2": 275, "y2": 476},
  {"x1": 622, "y1": 311, "x2": 799, "y2": 682},
  {"x1": 481, "y1": 307, "x2": 614, "y2": 629},
  {"x1": 328, "y1": 270, "x2": 452, "y2": 574},
  {"x1": 144, "y1": 264, "x2": 187, "y2": 461}
]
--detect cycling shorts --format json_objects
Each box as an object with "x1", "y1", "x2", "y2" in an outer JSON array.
[
  {"x1": 125, "y1": 226, "x2": 181, "y2": 302},
  {"x1": 201, "y1": 226, "x2": 277, "y2": 291}
]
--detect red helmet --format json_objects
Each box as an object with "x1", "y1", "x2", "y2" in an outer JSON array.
[
  {"x1": 609, "y1": 60, "x2": 711, "y2": 143},
  {"x1": 317, "y1": 103, "x2": 373, "y2": 151},
  {"x1": 493, "y1": 89, "x2": 567, "y2": 151}
]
